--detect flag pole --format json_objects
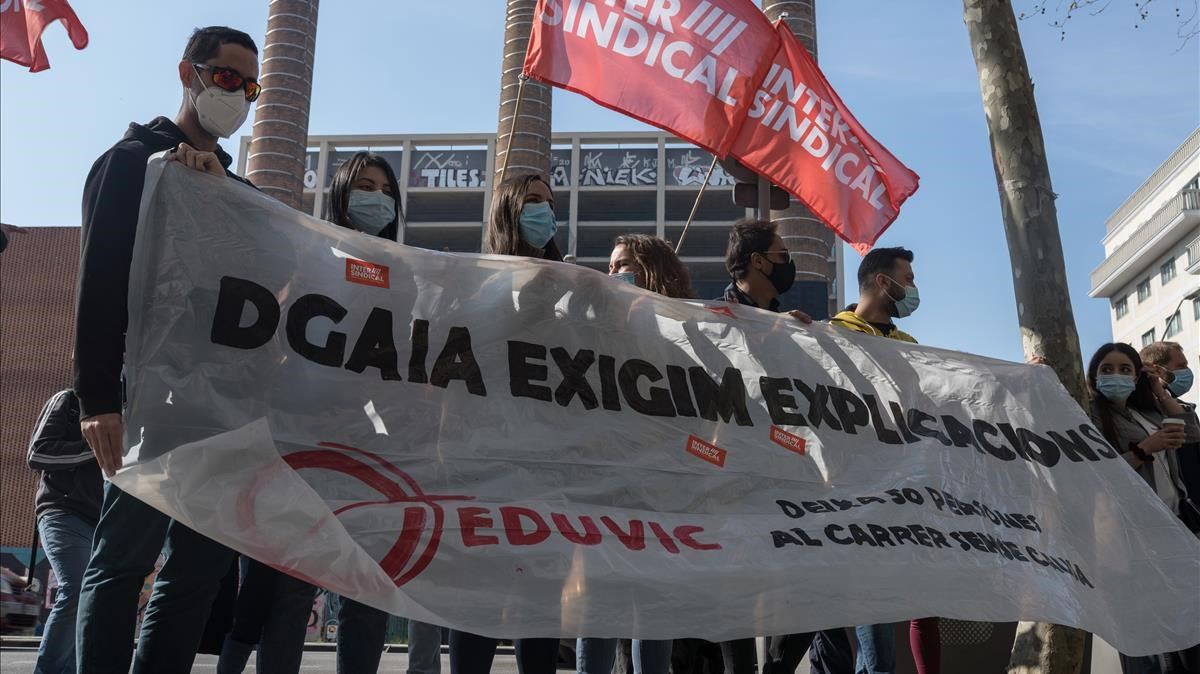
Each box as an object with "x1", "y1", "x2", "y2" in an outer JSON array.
[
  {"x1": 498, "y1": 74, "x2": 528, "y2": 185},
  {"x1": 675, "y1": 154, "x2": 720, "y2": 253}
]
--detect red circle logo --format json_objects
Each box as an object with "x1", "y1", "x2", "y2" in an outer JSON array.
[{"x1": 281, "y1": 441, "x2": 474, "y2": 587}]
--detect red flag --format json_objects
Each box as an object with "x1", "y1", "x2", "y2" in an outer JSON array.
[
  {"x1": 1, "y1": 0, "x2": 89, "y2": 73},
  {"x1": 731, "y1": 23, "x2": 919, "y2": 254},
  {"x1": 524, "y1": 0, "x2": 778, "y2": 156}
]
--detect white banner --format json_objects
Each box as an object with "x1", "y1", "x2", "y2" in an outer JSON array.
[{"x1": 116, "y1": 161, "x2": 1200, "y2": 655}]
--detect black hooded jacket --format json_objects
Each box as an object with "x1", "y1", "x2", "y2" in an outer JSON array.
[
  {"x1": 73, "y1": 117, "x2": 251, "y2": 419},
  {"x1": 27, "y1": 390, "x2": 103, "y2": 523}
]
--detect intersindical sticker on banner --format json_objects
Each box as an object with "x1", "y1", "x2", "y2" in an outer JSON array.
[{"x1": 116, "y1": 161, "x2": 1200, "y2": 655}]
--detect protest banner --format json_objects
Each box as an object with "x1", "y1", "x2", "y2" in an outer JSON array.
[{"x1": 113, "y1": 161, "x2": 1199, "y2": 655}]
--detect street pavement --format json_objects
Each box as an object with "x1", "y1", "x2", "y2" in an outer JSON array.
[
  {"x1": 0, "y1": 642, "x2": 817, "y2": 673},
  {"x1": 0, "y1": 650, "x2": 504, "y2": 674}
]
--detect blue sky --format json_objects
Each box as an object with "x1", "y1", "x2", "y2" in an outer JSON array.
[{"x1": 2, "y1": 1, "x2": 1196, "y2": 364}]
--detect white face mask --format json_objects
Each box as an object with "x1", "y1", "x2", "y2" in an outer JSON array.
[{"x1": 190, "y1": 65, "x2": 251, "y2": 138}]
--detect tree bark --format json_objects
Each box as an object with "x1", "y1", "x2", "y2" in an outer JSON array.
[
  {"x1": 963, "y1": 1, "x2": 1089, "y2": 671},
  {"x1": 494, "y1": 0, "x2": 553, "y2": 191}
]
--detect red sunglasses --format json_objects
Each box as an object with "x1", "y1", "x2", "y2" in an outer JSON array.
[{"x1": 193, "y1": 63, "x2": 261, "y2": 102}]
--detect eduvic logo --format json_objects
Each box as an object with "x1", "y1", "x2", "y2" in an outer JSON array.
[{"x1": 284, "y1": 442, "x2": 473, "y2": 587}]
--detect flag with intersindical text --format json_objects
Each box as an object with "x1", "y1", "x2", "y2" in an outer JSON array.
[
  {"x1": 729, "y1": 23, "x2": 920, "y2": 253},
  {"x1": 523, "y1": 0, "x2": 780, "y2": 156},
  {"x1": 0, "y1": 0, "x2": 88, "y2": 72},
  {"x1": 523, "y1": 0, "x2": 918, "y2": 252}
]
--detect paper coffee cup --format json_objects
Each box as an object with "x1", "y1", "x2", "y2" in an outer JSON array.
[{"x1": 1162, "y1": 418, "x2": 1186, "y2": 427}]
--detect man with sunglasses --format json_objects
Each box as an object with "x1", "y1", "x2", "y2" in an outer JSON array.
[
  {"x1": 74, "y1": 26, "x2": 261, "y2": 674},
  {"x1": 720, "y1": 217, "x2": 813, "y2": 323},
  {"x1": 712, "y1": 219, "x2": 858, "y2": 674}
]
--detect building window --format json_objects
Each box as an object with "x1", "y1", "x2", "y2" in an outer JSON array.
[
  {"x1": 1137, "y1": 278, "x2": 1152, "y2": 303},
  {"x1": 1160, "y1": 257, "x2": 1176, "y2": 285},
  {"x1": 1114, "y1": 297, "x2": 1128, "y2": 319},
  {"x1": 1141, "y1": 329, "x2": 1156, "y2": 347},
  {"x1": 1195, "y1": 296, "x2": 1200, "y2": 321},
  {"x1": 1165, "y1": 311, "x2": 1182, "y2": 338}
]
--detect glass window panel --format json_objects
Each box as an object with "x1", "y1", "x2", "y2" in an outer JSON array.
[
  {"x1": 577, "y1": 225, "x2": 656, "y2": 258},
  {"x1": 1137, "y1": 279, "x2": 1152, "y2": 303},
  {"x1": 404, "y1": 225, "x2": 482, "y2": 253},
  {"x1": 1165, "y1": 311, "x2": 1182, "y2": 337},
  {"x1": 665, "y1": 224, "x2": 731, "y2": 258},
  {"x1": 1160, "y1": 257, "x2": 1176, "y2": 284},
  {"x1": 407, "y1": 192, "x2": 485, "y2": 223},
  {"x1": 578, "y1": 191, "x2": 656, "y2": 222},
  {"x1": 664, "y1": 189, "x2": 744, "y2": 221}
]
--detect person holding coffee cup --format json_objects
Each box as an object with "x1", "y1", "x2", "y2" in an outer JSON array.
[
  {"x1": 1141, "y1": 341, "x2": 1200, "y2": 535},
  {"x1": 1087, "y1": 343, "x2": 1192, "y2": 500},
  {"x1": 1085, "y1": 342, "x2": 1199, "y2": 671}
]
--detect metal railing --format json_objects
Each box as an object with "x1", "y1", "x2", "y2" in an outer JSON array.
[
  {"x1": 1105, "y1": 128, "x2": 1200, "y2": 234},
  {"x1": 1187, "y1": 232, "x2": 1200, "y2": 274},
  {"x1": 1091, "y1": 189, "x2": 1200, "y2": 293}
]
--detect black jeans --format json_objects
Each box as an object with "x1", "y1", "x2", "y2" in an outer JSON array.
[
  {"x1": 336, "y1": 598, "x2": 391, "y2": 674},
  {"x1": 672, "y1": 638, "x2": 724, "y2": 674},
  {"x1": 763, "y1": 630, "x2": 854, "y2": 674},
  {"x1": 76, "y1": 482, "x2": 236, "y2": 674},
  {"x1": 1119, "y1": 644, "x2": 1200, "y2": 674},
  {"x1": 718, "y1": 639, "x2": 757, "y2": 674},
  {"x1": 448, "y1": 630, "x2": 559, "y2": 674}
]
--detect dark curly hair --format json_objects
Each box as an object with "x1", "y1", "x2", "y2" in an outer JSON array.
[{"x1": 613, "y1": 234, "x2": 695, "y2": 299}]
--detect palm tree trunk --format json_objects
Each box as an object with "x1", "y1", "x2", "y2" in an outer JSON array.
[
  {"x1": 761, "y1": 0, "x2": 839, "y2": 319},
  {"x1": 245, "y1": 0, "x2": 319, "y2": 210},
  {"x1": 494, "y1": 0, "x2": 553, "y2": 189}
]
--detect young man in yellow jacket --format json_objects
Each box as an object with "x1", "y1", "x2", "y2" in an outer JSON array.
[
  {"x1": 830, "y1": 247, "x2": 919, "y2": 344},
  {"x1": 822, "y1": 246, "x2": 941, "y2": 674}
]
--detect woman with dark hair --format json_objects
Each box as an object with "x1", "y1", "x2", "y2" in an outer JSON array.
[
  {"x1": 219, "y1": 153, "x2": 444, "y2": 674},
  {"x1": 484, "y1": 172, "x2": 562, "y2": 260},
  {"x1": 1085, "y1": 342, "x2": 1198, "y2": 673},
  {"x1": 326, "y1": 151, "x2": 403, "y2": 240},
  {"x1": 448, "y1": 171, "x2": 563, "y2": 674},
  {"x1": 325, "y1": 153, "x2": 451, "y2": 674},
  {"x1": 572, "y1": 233, "x2": 694, "y2": 674}
]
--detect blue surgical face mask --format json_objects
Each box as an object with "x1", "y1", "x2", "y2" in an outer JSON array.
[
  {"x1": 347, "y1": 189, "x2": 396, "y2": 236},
  {"x1": 518, "y1": 201, "x2": 557, "y2": 249},
  {"x1": 613, "y1": 271, "x2": 638, "y2": 286},
  {"x1": 1168, "y1": 368, "x2": 1194, "y2": 397},
  {"x1": 883, "y1": 275, "x2": 920, "y2": 318},
  {"x1": 1096, "y1": 373, "x2": 1136, "y2": 403}
]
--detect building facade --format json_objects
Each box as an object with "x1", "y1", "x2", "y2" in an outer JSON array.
[
  {"x1": 0, "y1": 227, "x2": 78, "y2": 587},
  {"x1": 1088, "y1": 128, "x2": 1200, "y2": 406},
  {"x1": 238, "y1": 130, "x2": 845, "y2": 317}
]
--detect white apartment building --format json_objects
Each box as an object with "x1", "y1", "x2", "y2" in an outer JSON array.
[{"x1": 1089, "y1": 128, "x2": 1200, "y2": 406}]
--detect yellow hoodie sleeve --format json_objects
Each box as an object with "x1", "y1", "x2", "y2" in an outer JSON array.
[
  {"x1": 830, "y1": 310, "x2": 918, "y2": 343},
  {"x1": 830, "y1": 311, "x2": 879, "y2": 336}
]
